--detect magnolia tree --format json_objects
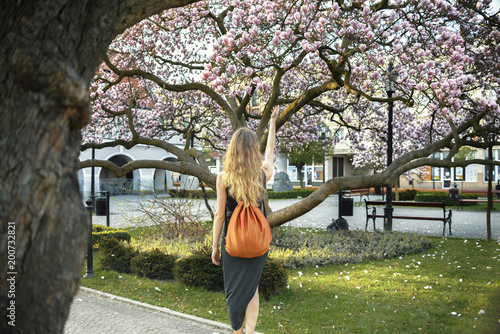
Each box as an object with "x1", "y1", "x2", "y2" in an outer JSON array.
[{"x1": 81, "y1": 0, "x2": 500, "y2": 227}]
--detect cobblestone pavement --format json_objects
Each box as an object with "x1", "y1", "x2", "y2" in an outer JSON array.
[{"x1": 64, "y1": 288, "x2": 241, "y2": 334}]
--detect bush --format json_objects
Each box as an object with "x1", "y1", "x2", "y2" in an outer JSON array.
[
  {"x1": 92, "y1": 225, "x2": 131, "y2": 249},
  {"x1": 259, "y1": 258, "x2": 288, "y2": 300},
  {"x1": 460, "y1": 193, "x2": 479, "y2": 206},
  {"x1": 172, "y1": 243, "x2": 288, "y2": 297},
  {"x1": 393, "y1": 189, "x2": 418, "y2": 201},
  {"x1": 413, "y1": 191, "x2": 478, "y2": 206},
  {"x1": 173, "y1": 249, "x2": 224, "y2": 292},
  {"x1": 270, "y1": 227, "x2": 433, "y2": 269},
  {"x1": 131, "y1": 248, "x2": 176, "y2": 280},
  {"x1": 267, "y1": 189, "x2": 316, "y2": 199},
  {"x1": 167, "y1": 189, "x2": 217, "y2": 199},
  {"x1": 99, "y1": 237, "x2": 137, "y2": 273},
  {"x1": 414, "y1": 191, "x2": 453, "y2": 205}
]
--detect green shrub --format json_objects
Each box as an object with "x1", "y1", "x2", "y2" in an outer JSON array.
[
  {"x1": 414, "y1": 191, "x2": 453, "y2": 205},
  {"x1": 460, "y1": 193, "x2": 479, "y2": 206},
  {"x1": 259, "y1": 258, "x2": 288, "y2": 300},
  {"x1": 92, "y1": 225, "x2": 131, "y2": 249},
  {"x1": 173, "y1": 251, "x2": 224, "y2": 292},
  {"x1": 131, "y1": 248, "x2": 176, "y2": 280},
  {"x1": 167, "y1": 189, "x2": 217, "y2": 199},
  {"x1": 393, "y1": 189, "x2": 418, "y2": 201},
  {"x1": 267, "y1": 189, "x2": 316, "y2": 199},
  {"x1": 269, "y1": 227, "x2": 433, "y2": 269},
  {"x1": 131, "y1": 233, "x2": 211, "y2": 260},
  {"x1": 99, "y1": 237, "x2": 137, "y2": 273},
  {"x1": 413, "y1": 191, "x2": 478, "y2": 206}
]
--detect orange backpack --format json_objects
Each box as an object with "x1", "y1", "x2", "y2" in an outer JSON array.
[{"x1": 225, "y1": 202, "x2": 272, "y2": 258}]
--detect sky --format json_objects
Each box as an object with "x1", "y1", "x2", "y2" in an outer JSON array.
[{"x1": 493, "y1": 0, "x2": 500, "y2": 12}]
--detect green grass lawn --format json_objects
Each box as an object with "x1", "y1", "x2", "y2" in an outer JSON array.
[{"x1": 81, "y1": 236, "x2": 500, "y2": 334}]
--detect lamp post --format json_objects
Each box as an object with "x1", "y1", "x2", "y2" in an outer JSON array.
[
  {"x1": 318, "y1": 123, "x2": 332, "y2": 183},
  {"x1": 384, "y1": 63, "x2": 397, "y2": 232},
  {"x1": 90, "y1": 147, "x2": 95, "y2": 208}
]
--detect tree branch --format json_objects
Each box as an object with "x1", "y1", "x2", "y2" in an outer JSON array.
[{"x1": 79, "y1": 159, "x2": 217, "y2": 189}]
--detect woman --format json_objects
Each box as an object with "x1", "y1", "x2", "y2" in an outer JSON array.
[{"x1": 212, "y1": 106, "x2": 279, "y2": 334}]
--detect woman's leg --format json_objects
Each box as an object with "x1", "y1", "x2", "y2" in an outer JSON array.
[{"x1": 244, "y1": 287, "x2": 260, "y2": 334}]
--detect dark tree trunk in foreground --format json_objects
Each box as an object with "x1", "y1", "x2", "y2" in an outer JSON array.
[{"x1": 0, "y1": 1, "x2": 198, "y2": 333}]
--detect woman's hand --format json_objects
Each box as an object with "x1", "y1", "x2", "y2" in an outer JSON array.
[{"x1": 212, "y1": 247, "x2": 220, "y2": 266}]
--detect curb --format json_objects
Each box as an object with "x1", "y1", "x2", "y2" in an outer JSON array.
[{"x1": 79, "y1": 286, "x2": 265, "y2": 334}]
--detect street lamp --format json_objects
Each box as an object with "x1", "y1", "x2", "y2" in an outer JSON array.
[
  {"x1": 384, "y1": 63, "x2": 397, "y2": 231},
  {"x1": 318, "y1": 123, "x2": 332, "y2": 183}
]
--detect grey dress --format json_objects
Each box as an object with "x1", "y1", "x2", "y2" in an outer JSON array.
[{"x1": 221, "y1": 174, "x2": 268, "y2": 330}]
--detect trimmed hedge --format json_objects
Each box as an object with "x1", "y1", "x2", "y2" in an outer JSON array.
[
  {"x1": 131, "y1": 248, "x2": 176, "y2": 280},
  {"x1": 173, "y1": 249, "x2": 224, "y2": 292},
  {"x1": 392, "y1": 189, "x2": 418, "y2": 201},
  {"x1": 99, "y1": 237, "x2": 138, "y2": 273},
  {"x1": 413, "y1": 191, "x2": 451, "y2": 205},
  {"x1": 167, "y1": 189, "x2": 217, "y2": 199},
  {"x1": 172, "y1": 251, "x2": 290, "y2": 298},
  {"x1": 270, "y1": 228, "x2": 433, "y2": 269},
  {"x1": 92, "y1": 225, "x2": 131, "y2": 249},
  {"x1": 166, "y1": 188, "x2": 319, "y2": 199},
  {"x1": 259, "y1": 258, "x2": 288, "y2": 300},
  {"x1": 267, "y1": 189, "x2": 316, "y2": 199},
  {"x1": 414, "y1": 191, "x2": 478, "y2": 206},
  {"x1": 457, "y1": 193, "x2": 480, "y2": 206}
]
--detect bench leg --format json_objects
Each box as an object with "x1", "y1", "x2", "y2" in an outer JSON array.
[
  {"x1": 444, "y1": 210, "x2": 452, "y2": 236},
  {"x1": 365, "y1": 216, "x2": 376, "y2": 231}
]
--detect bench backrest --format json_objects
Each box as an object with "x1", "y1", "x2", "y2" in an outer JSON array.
[
  {"x1": 364, "y1": 200, "x2": 445, "y2": 208},
  {"x1": 462, "y1": 189, "x2": 500, "y2": 194}
]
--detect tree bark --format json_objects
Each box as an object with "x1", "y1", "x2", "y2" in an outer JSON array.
[
  {"x1": 296, "y1": 163, "x2": 306, "y2": 189},
  {"x1": 0, "y1": 0, "x2": 198, "y2": 333}
]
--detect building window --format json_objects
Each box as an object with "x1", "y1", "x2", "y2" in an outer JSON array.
[
  {"x1": 454, "y1": 167, "x2": 465, "y2": 181},
  {"x1": 332, "y1": 157, "x2": 344, "y2": 178},
  {"x1": 484, "y1": 149, "x2": 499, "y2": 182},
  {"x1": 431, "y1": 167, "x2": 441, "y2": 181}
]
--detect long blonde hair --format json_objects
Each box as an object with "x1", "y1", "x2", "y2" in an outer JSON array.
[{"x1": 223, "y1": 128, "x2": 264, "y2": 207}]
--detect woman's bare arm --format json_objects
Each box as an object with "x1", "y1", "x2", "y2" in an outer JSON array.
[
  {"x1": 212, "y1": 172, "x2": 227, "y2": 266},
  {"x1": 262, "y1": 106, "x2": 279, "y2": 182}
]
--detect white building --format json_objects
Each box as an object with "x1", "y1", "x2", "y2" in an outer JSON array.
[{"x1": 78, "y1": 137, "x2": 200, "y2": 198}]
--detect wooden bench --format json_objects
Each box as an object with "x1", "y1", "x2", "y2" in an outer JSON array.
[
  {"x1": 364, "y1": 200, "x2": 452, "y2": 236},
  {"x1": 345, "y1": 188, "x2": 370, "y2": 202},
  {"x1": 461, "y1": 189, "x2": 500, "y2": 196},
  {"x1": 457, "y1": 189, "x2": 500, "y2": 210},
  {"x1": 458, "y1": 198, "x2": 500, "y2": 210}
]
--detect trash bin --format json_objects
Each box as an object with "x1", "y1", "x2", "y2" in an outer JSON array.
[
  {"x1": 95, "y1": 197, "x2": 107, "y2": 216},
  {"x1": 496, "y1": 181, "x2": 500, "y2": 199},
  {"x1": 449, "y1": 184, "x2": 459, "y2": 205},
  {"x1": 340, "y1": 197, "x2": 353, "y2": 216}
]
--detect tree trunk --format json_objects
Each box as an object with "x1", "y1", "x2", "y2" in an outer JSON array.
[
  {"x1": 0, "y1": 1, "x2": 198, "y2": 333},
  {"x1": 296, "y1": 163, "x2": 306, "y2": 189},
  {"x1": 487, "y1": 142, "x2": 493, "y2": 241}
]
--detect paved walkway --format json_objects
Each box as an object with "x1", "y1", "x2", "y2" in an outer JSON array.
[
  {"x1": 64, "y1": 287, "x2": 239, "y2": 334},
  {"x1": 67, "y1": 194, "x2": 499, "y2": 333}
]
